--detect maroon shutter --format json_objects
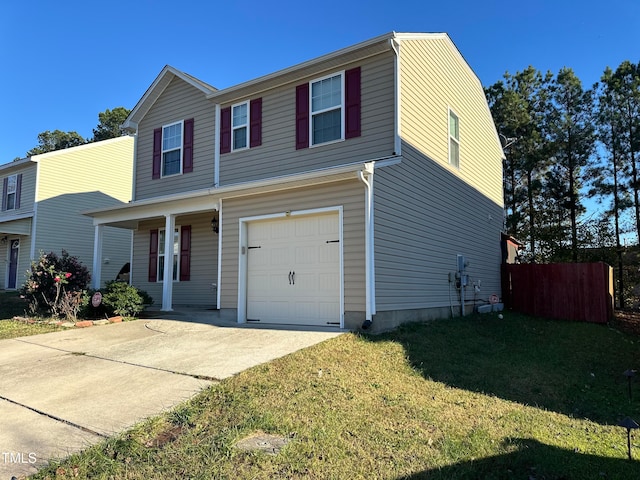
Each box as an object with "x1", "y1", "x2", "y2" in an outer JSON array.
[
  {"x1": 152, "y1": 128, "x2": 162, "y2": 179},
  {"x1": 183, "y1": 118, "x2": 194, "y2": 173},
  {"x1": 295, "y1": 83, "x2": 309, "y2": 149},
  {"x1": 1, "y1": 177, "x2": 7, "y2": 211},
  {"x1": 14, "y1": 174, "x2": 22, "y2": 209},
  {"x1": 148, "y1": 229, "x2": 158, "y2": 282},
  {"x1": 345, "y1": 67, "x2": 361, "y2": 139},
  {"x1": 179, "y1": 225, "x2": 191, "y2": 281},
  {"x1": 220, "y1": 107, "x2": 231, "y2": 154},
  {"x1": 249, "y1": 98, "x2": 262, "y2": 148}
]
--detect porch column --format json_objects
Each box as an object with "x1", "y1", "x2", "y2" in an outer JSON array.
[
  {"x1": 92, "y1": 225, "x2": 104, "y2": 289},
  {"x1": 161, "y1": 214, "x2": 176, "y2": 311}
]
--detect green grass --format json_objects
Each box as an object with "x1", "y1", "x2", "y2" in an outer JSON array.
[
  {"x1": 0, "y1": 291, "x2": 62, "y2": 338},
  {"x1": 28, "y1": 313, "x2": 640, "y2": 479}
]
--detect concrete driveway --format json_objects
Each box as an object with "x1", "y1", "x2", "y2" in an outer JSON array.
[{"x1": 0, "y1": 318, "x2": 342, "y2": 478}]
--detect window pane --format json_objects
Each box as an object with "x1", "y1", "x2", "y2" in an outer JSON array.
[
  {"x1": 172, "y1": 255, "x2": 178, "y2": 281},
  {"x1": 163, "y1": 123, "x2": 182, "y2": 151},
  {"x1": 6, "y1": 193, "x2": 15, "y2": 210},
  {"x1": 312, "y1": 75, "x2": 341, "y2": 112},
  {"x1": 233, "y1": 127, "x2": 247, "y2": 149},
  {"x1": 163, "y1": 150, "x2": 181, "y2": 176},
  {"x1": 312, "y1": 109, "x2": 341, "y2": 144},
  {"x1": 232, "y1": 104, "x2": 247, "y2": 127},
  {"x1": 158, "y1": 256, "x2": 165, "y2": 281},
  {"x1": 7, "y1": 175, "x2": 16, "y2": 193},
  {"x1": 159, "y1": 230, "x2": 166, "y2": 254},
  {"x1": 450, "y1": 138, "x2": 460, "y2": 168},
  {"x1": 449, "y1": 112, "x2": 459, "y2": 139}
]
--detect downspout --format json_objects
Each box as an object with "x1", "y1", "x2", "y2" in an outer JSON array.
[
  {"x1": 390, "y1": 36, "x2": 402, "y2": 157},
  {"x1": 358, "y1": 162, "x2": 375, "y2": 329},
  {"x1": 216, "y1": 198, "x2": 222, "y2": 310},
  {"x1": 214, "y1": 104, "x2": 221, "y2": 187}
]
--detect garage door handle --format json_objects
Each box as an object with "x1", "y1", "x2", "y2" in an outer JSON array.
[
  {"x1": 288, "y1": 271, "x2": 292, "y2": 285},
  {"x1": 292, "y1": 271, "x2": 295, "y2": 285}
]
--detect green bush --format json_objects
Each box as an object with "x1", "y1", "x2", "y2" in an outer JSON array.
[{"x1": 101, "y1": 281, "x2": 151, "y2": 318}]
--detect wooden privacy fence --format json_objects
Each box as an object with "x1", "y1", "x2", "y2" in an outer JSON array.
[{"x1": 501, "y1": 262, "x2": 614, "y2": 324}]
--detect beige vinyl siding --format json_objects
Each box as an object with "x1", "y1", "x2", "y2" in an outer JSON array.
[
  {"x1": 136, "y1": 78, "x2": 216, "y2": 200},
  {"x1": 219, "y1": 53, "x2": 396, "y2": 185},
  {"x1": 0, "y1": 164, "x2": 37, "y2": 217},
  {"x1": 33, "y1": 137, "x2": 134, "y2": 285},
  {"x1": 219, "y1": 180, "x2": 365, "y2": 312},
  {"x1": 374, "y1": 142, "x2": 503, "y2": 311},
  {"x1": 131, "y1": 214, "x2": 218, "y2": 307},
  {"x1": 399, "y1": 38, "x2": 504, "y2": 206}
]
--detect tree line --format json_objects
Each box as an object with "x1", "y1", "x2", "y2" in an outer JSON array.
[
  {"x1": 24, "y1": 106, "x2": 131, "y2": 157},
  {"x1": 485, "y1": 61, "x2": 640, "y2": 307}
]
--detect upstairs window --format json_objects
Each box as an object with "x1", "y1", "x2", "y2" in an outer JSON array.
[
  {"x1": 296, "y1": 67, "x2": 360, "y2": 149},
  {"x1": 449, "y1": 109, "x2": 460, "y2": 168},
  {"x1": 152, "y1": 118, "x2": 194, "y2": 179},
  {"x1": 220, "y1": 98, "x2": 262, "y2": 154},
  {"x1": 311, "y1": 74, "x2": 343, "y2": 145},
  {"x1": 232, "y1": 102, "x2": 248, "y2": 150},
  {"x1": 2, "y1": 174, "x2": 22, "y2": 211}
]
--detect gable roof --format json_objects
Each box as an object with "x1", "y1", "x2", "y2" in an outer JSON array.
[{"x1": 122, "y1": 65, "x2": 218, "y2": 131}]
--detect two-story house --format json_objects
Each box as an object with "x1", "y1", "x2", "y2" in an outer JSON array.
[
  {"x1": 0, "y1": 137, "x2": 134, "y2": 291},
  {"x1": 86, "y1": 32, "x2": 505, "y2": 332}
]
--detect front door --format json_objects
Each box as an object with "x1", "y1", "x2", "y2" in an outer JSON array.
[
  {"x1": 7, "y1": 239, "x2": 19, "y2": 289},
  {"x1": 246, "y1": 213, "x2": 341, "y2": 326}
]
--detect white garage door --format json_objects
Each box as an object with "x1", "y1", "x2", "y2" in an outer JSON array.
[{"x1": 246, "y1": 213, "x2": 341, "y2": 326}]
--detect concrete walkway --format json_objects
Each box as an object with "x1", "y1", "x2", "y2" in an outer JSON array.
[{"x1": 0, "y1": 316, "x2": 342, "y2": 478}]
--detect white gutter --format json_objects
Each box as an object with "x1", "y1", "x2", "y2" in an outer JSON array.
[
  {"x1": 216, "y1": 198, "x2": 222, "y2": 309},
  {"x1": 214, "y1": 104, "x2": 220, "y2": 187},
  {"x1": 358, "y1": 162, "x2": 376, "y2": 327},
  {"x1": 390, "y1": 37, "x2": 402, "y2": 156}
]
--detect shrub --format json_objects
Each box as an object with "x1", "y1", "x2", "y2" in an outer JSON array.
[
  {"x1": 20, "y1": 250, "x2": 91, "y2": 318},
  {"x1": 101, "y1": 281, "x2": 150, "y2": 318}
]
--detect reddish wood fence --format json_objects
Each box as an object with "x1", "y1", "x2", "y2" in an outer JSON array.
[{"x1": 501, "y1": 263, "x2": 614, "y2": 324}]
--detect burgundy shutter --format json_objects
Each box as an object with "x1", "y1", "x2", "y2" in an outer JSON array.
[
  {"x1": 295, "y1": 83, "x2": 309, "y2": 149},
  {"x1": 179, "y1": 225, "x2": 191, "y2": 281},
  {"x1": 249, "y1": 98, "x2": 262, "y2": 148},
  {"x1": 152, "y1": 128, "x2": 162, "y2": 179},
  {"x1": 14, "y1": 174, "x2": 22, "y2": 209},
  {"x1": 220, "y1": 107, "x2": 231, "y2": 154},
  {"x1": 1, "y1": 177, "x2": 7, "y2": 211},
  {"x1": 148, "y1": 229, "x2": 158, "y2": 282},
  {"x1": 345, "y1": 67, "x2": 361, "y2": 139},
  {"x1": 183, "y1": 118, "x2": 194, "y2": 173}
]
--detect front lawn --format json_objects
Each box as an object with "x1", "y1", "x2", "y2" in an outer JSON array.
[
  {"x1": 32, "y1": 312, "x2": 640, "y2": 479},
  {"x1": 0, "y1": 291, "x2": 61, "y2": 338}
]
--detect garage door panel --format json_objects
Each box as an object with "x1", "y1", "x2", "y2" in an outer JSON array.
[{"x1": 247, "y1": 213, "x2": 340, "y2": 327}]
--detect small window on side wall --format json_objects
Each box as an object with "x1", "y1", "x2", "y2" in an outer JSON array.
[{"x1": 449, "y1": 109, "x2": 460, "y2": 168}]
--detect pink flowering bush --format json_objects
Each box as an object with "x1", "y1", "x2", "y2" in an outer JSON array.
[{"x1": 20, "y1": 250, "x2": 91, "y2": 318}]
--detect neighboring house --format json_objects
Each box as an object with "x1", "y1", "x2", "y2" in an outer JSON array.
[
  {"x1": 86, "y1": 32, "x2": 505, "y2": 332},
  {"x1": 0, "y1": 137, "x2": 134, "y2": 291}
]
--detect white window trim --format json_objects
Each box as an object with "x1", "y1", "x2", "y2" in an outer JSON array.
[
  {"x1": 448, "y1": 108, "x2": 460, "y2": 168},
  {"x1": 309, "y1": 71, "x2": 345, "y2": 147},
  {"x1": 162, "y1": 120, "x2": 184, "y2": 177},
  {"x1": 6, "y1": 174, "x2": 17, "y2": 210},
  {"x1": 231, "y1": 101, "x2": 249, "y2": 152},
  {"x1": 158, "y1": 225, "x2": 181, "y2": 282}
]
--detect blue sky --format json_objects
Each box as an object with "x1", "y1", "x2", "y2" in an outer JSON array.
[{"x1": 0, "y1": 0, "x2": 638, "y2": 161}]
